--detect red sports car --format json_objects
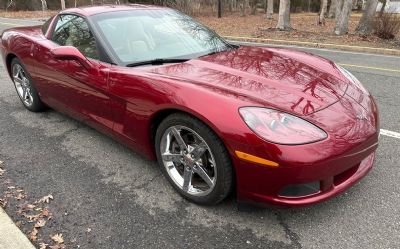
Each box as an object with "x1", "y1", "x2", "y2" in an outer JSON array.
[{"x1": 0, "y1": 5, "x2": 379, "y2": 207}]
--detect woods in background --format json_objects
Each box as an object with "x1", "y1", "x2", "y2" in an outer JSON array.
[{"x1": 0, "y1": 0, "x2": 398, "y2": 38}]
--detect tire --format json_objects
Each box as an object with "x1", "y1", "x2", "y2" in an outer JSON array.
[
  {"x1": 11, "y1": 58, "x2": 46, "y2": 112},
  {"x1": 155, "y1": 113, "x2": 233, "y2": 205}
]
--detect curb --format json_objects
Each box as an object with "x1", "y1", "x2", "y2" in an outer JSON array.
[
  {"x1": 0, "y1": 208, "x2": 36, "y2": 249},
  {"x1": 223, "y1": 35, "x2": 400, "y2": 56}
]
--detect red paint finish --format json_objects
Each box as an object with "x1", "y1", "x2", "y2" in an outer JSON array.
[{"x1": 0, "y1": 5, "x2": 379, "y2": 207}]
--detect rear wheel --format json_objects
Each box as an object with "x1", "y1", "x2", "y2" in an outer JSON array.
[
  {"x1": 11, "y1": 58, "x2": 46, "y2": 112},
  {"x1": 155, "y1": 113, "x2": 233, "y2": 205}
]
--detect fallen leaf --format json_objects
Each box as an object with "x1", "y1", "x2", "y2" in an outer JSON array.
[
  {"x1": 0, "y1": 199, "x2": 6, "y2": 207},
  {"x1": 39, "y1": 242, "x2": 48, "y2": 249},
  {"x1": 0, "y1": 168, "x2": 5, "y2": 176},
  {"x1": 87, "y1": 228, "x2": 91, "y2": 233},
  {"x1": 16, "y1": 193, "x2": 26, "y2": 200},
  {"x1": 29, "y1": 228, "x2": 38, "y2": 241},
  {"x1": 24, "y1": 213, "x2": 40, "y2": 221},
  {"x1": 0, "y1": 160, "x2": 3, "y2": 164},
  {"x1": 51, "y1": 233, "x2": 64, "y2": 244},
  {"x1": 7, "y1": 186, "x2": 15, "y2": 190},
  {"x1": 39, "y1": 194, "x2": 54, "y2": 204},
  {"x1": 35, "y1": 218, "x2": 46, "y2": 228},
  {"x1": 15, "y1": 221, "x2": 22, "y2": 227},
  {"x1": 41, "y1": 208, "x2": 52, "y2": 219}
]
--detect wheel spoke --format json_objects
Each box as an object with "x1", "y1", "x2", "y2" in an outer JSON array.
[
  {"x1": 182, "y1": 168, "x2": 193, "y2": 191},
  {"x1": 13, "y1": 66, "x2": 21, "y2": 78},
  {"x1": 194, "y1": 164, "x2": 213, "y2": 187},
  {"x1": 171, "y1": 127, "x2": 187, "y2": 151},
  {"x1": 22, "y1": 87, "x2": 28, "y2": 100},
  {"x1": 161, "y1": 125, "x2": 217, "y2": 196},
  {"x1": 27, "y1": 89, "x2": 33, "y2": 103},
  {"x1": 162, "y1": 153, "x2": 182, "y2": 164},
  {"x1": 13, "y1": 77, "x2": 23, "y2": 86},
  {"x1": 192, "y1": 143, "x2": 207, "y2": 160}
]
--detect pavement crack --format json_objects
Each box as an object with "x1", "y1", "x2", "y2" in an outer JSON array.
[{"x1": 276, "y1": 211, "x2": 302, "y2": 249}]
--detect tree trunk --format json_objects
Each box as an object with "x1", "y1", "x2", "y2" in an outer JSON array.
[
  {"x1": 40, "y1": 0, "x2": 47, "y2": 11},
  {"x1": 328, "y1": 0, "x2": 337, "y2": 18},
  {"x1": 239, "y1": 0, "x2": 246, "y2": 16},
  {"x1": 266, "y1": 0, "x2": 273, "y2": 19},
  {"x1": 60, "y1": 0, "x2": 65, "y2": 9},
  {"x1": 379, "y1": 0, "x2": 386, "y2": 17},
  {"x1": 250, "y1": 0, "x2": 258, "y2": 15},
  {"x1": 276, "y1": 0, "x2": 291, "y2": 30},
  {"x1": 334, "y1": 0, "x2": 352, "y2": 35},
  {"x1": 355, "y1": 0, "x2": 379, "y2": 35},
  {"x1": 319, "y1": 0, "x2": 328, "y2": 25}
]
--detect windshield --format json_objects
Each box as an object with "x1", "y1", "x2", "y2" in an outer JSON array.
[{"x1": 91, "y1": 9, "x2": 233, "y2": 65}]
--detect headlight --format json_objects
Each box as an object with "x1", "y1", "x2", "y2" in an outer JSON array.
[
  {"x1": 336, "y1": 64, "x2": 368, "y2": 94},
  {"x1": 239, "y1": 107, "x2": 327, "y2": 145}
]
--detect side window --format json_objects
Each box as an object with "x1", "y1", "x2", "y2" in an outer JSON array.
[
  {"x1": 52, "y1": 15, "x2": 99, "y2": 60},
  {"x1": 41, "y1": 16, "x2": 54, "y2": 35}
]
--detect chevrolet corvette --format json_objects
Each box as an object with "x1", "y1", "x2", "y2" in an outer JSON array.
[{"x1": 0, "y1": 5, "x2": 379, "y2": 206}]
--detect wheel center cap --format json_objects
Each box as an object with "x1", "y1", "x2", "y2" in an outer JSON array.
[{"x1": 183, "y1": 154, "x2": 195, "y2": 166}]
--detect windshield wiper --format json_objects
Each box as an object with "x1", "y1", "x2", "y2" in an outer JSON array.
[{"x1": 126, "y1": 58, "x2": 189, "y2": 67}]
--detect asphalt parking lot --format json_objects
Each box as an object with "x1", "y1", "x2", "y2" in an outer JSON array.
[{"x1": 0, "y1": 18, "x2": 399, "y2": 248}]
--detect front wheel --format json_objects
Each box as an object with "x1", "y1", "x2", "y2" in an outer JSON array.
[
  {"x1": 155, "y1": 113, "x2": 234, "y2": 205},
  {"x1": 11, "y1": 58, "x2": 46, "y2": 112}
]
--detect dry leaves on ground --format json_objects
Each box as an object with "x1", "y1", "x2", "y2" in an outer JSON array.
[
  {"x1": 39, "y1": 242, "x2": 48, "y2": 249},
  {"x1": 29, "y1": 228, "x2": 39, "y2": 242},
  {"x1": 0, "y1": 163, "x2": 69, "y2": 248},
  {"x1": 51, "y1": 233, "x2": 64, "y2": 244},
  {"x1": 197, "y1": 12, "x2": 400, "y2": 49},
  {"x1": 39, "y1": 194, "x2": 54, "y2": 204},
  {"x1": 0, "y1": 164, "x2": 4, "y2": 176},
  {"x1": 35, "y1": 218, "x2": 46, "y2": 228}
]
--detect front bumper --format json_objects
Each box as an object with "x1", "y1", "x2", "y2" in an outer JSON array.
[{"x1": 234, "y1": 129, "x2": 379, "y2": 207}]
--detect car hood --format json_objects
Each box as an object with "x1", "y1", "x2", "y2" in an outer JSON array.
[{"x1": 147, "y1": 46, "x2": 350, "y2": 116}]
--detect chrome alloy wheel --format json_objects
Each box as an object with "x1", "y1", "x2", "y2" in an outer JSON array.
[
  {"x1": 12, "y1": 63, "x2": 33, "y2": 107},
  {"x1": 160, "y1": 125, "x2": 217, "y2": 196}
]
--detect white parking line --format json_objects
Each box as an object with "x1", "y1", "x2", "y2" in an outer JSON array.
[{"x1": 380, "y1": 129, "x2": 400, "y2": 139}]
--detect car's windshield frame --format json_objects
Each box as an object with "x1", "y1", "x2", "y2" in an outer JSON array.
[{"x1": 89, "y1": 9, "x2": 236, "y2": 67}]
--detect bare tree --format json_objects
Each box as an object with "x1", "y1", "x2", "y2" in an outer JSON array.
[
  {"x1": 328, "y1": 0, "x2": 337, "y2": 18},
  {"x1": 6, "y1": 0, "x2": 15, "y2": 12},
  {"x1": 250, "y1": 0, "x2": 258, "y2": 15},
  {"x1": 355, "y1": 0, "x2": 379, "y2": 35},
  {"x1": 334, "y1": 0, "x2": 353, "y2": 35},
  {"x1": 266, "y1": 0, "x2": 273, "y2": 19},
  {"x1": 238, "y1": 0, "x2": 246, "y2": 16},
  {"x1": 276, "y1": 0, "x2": 291, "y2": 30},
  {"x1": 60, "y1": 0, "x2": 65, "y2": 9},
  {"x1": 40, "y1": 0, "x2": 48, "y2": 11},
  {"x1": 379, "y1": 0, "x2": 387, "y2": 17},
  {"x1": 319, "y1": 0, "x2": 328, "y2": 25}
]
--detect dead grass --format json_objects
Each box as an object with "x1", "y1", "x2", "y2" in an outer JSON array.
[
  {"x1": 0, "y1": 10, "x2": 56, "y2": 19},
  {"x1": 197, "y1": 11, "x2": 400, "y2": 49}
]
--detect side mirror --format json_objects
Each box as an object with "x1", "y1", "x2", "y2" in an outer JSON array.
[{"x1": 51, "y1": 46, "x2": 92, "y2": 70}]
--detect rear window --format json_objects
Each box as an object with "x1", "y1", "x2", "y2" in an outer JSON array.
[{"x1": 42, "y1": 16, "x2": 55, "y2": 35}]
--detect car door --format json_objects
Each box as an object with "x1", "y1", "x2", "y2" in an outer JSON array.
[{"x1": 32, "y1": 14, "x2": 114, "y2": 133}]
